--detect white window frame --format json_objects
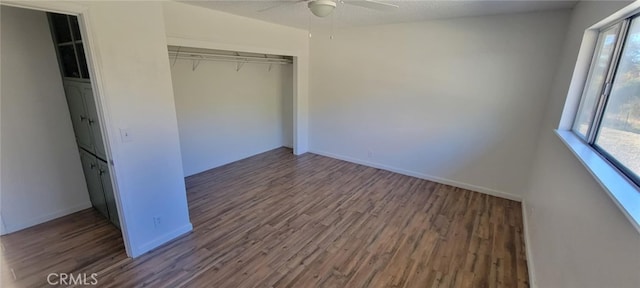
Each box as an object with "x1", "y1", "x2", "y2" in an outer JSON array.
[{"x1": 558, "y1": 3, "x2": 640, "y2": 234}]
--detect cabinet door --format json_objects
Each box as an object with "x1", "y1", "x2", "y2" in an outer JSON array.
[
  {"x1": 79, "y1": 150, "x2": 108, "y2": 219},
  {"x1": 82, "y1": 85, "x2": 107, "y2": 160},
  {"x1": 98, "y1": 160, "x2": 120, "y2": 229},
  {"x1": 64, "y1": 81, "x2": 94, "y2": 153}
]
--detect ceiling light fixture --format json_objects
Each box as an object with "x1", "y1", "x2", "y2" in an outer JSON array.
[{"x1": 308, "y1": 0, "x2": 337, "y2": 17}]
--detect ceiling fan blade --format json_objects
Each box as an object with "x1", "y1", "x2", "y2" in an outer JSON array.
[
  {"x1": 258, "y1": 1, "x2": 305, "y2": 13},
  {"x1": 344, "y1": 0, "x2": 399, "y2": 11}
]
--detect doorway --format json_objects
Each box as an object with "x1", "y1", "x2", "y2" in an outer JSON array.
[
  {"x1": 0, "y1": 5, "x2": 127, "y2": 286},
  {"x1": 48, "y1": 11, "x2": 121, "y2": 229}
]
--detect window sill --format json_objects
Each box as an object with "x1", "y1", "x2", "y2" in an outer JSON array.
[{"x1": 555, "y1": 130, "x2": 640, "y2": 234}]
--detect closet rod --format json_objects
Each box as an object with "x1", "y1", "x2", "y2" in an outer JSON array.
[{"x1": 168, "y1": 51, "x2": 292, "y2": 65}]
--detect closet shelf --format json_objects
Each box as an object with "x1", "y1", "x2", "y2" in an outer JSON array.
[{"x1": 168, "y1": 50, "x2": 293, "y2": 65}]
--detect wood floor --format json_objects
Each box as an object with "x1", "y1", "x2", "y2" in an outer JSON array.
[{"x1": 1, "y1": 148, "x2": 529, "y2": 287}]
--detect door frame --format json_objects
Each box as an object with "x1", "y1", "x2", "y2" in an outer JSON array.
[{"x1": 2, "y1": 1, "x2": 134, "y2": 257}]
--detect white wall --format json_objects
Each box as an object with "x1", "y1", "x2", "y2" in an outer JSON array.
[
  {"x1": 525, "y1": 1, "x2": 640, "y2": 287},
  {"x1": 0, "y1": 6, "x2": 91, "y2": 234},
  {"x1": 162, "y1": 1, "x2": 309, "y2": 155},
  {"x1": 309, "y1": 10, "x2": 570, "y2": 199},
  {"x1": 80, "y1": 1, "x2": 192, "y2": 257},
  {"x1": 170, "y1": 58, "x2": 293, "y2": 176},
  {"x1": 1, "y1": 0, "x2": 309, "y2": 258}
]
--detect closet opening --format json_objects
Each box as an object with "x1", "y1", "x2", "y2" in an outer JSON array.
[
  {"x1": 48, "y1": 12, "x2": 121, "y2": 231},
  {"x1": 1, "y1": 5, "x2": 127, "y2": 283},
  {"x1": 167, "y1": 46, "x2": 295, "y2": 178}
]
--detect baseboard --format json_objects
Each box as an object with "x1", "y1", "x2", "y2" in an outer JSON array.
[
  {"x1": 131, "y1": 223, "x2": 193, "y2": 258},
  {"x1": 308, "y1": 149, "x2": 522, "y2": 202},
  {"x1": 2, "y1": 201, "x2": 92, "y2": 235},
  {"x1": 521, "y1": 201, "x2": 537, "y2": 288}
]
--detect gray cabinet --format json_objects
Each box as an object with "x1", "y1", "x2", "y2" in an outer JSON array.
[
  {"x1": 64, "y1": 82, "x2": 94, "y2": 153},
  {"x1": 79, "y1": 149, "x2": 108, "y2": 219},
  {"x1": 64, "y1": 78, "x2": 119, "y2": 229},
  {"x1": 99, "y1": 161, "x2": 120, "y2": 229},
  {"x1": 48, "y1": 13, "x2": 90, "y2": 79},
  {"x1": 63, "y1": 80, "x2": 106, "y2": 160},
  {"x1": 79, "y1": 150, "x2": 120, "y2": 228},
  {"x1": 82, "y1": 84, "x2": 107, "y2": 160},
  {"x1": 50, "y1": 13, "x2": 118, "y2": 229}
]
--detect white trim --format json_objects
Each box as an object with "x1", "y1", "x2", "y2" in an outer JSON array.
[
  {"x1": 555, "y1": 130, "x2": 640, "y2": 233},
  {"x1": 308, "y1": 149, "x2": 522, "y2": 202},
  {"x1": 590, "y1": 1, "x2": 640, "y2": 30},
  {"x1": 130, "y1": 223, "x2": 193, "y2": 258},
  {"x1": 1, "y1": 1, "x2": 85, "y2": 14},
  {"x1": 558, "y1": 28, "x2": 599, "y2": 130},
  {"x1": 521, "y1": 201, "x2": 538, "y2": 288},
  {"x1": 2, "y1": 202, "x2": 92, "y2": 235},
  {"x1": 76, "y1": 7, "x2": 134, "y2": 258}
]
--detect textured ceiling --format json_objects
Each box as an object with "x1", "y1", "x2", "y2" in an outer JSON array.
[{"x1": 179, "y1": 0, "x2": 577, "y2": 29}]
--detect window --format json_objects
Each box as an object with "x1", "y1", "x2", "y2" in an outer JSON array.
[{"x1": 573, "y1": 15, "x2": 640, "y2": 188}]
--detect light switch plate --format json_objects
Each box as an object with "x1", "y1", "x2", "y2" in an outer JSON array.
[{"x1": 120, "y1": 128, "x2": 133, "y2": 143}]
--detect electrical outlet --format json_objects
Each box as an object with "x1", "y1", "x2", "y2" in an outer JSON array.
[
  {"x1": 367, "y1": 150, "x2": 373, "y2": 158},
  {"x1": 153, "y1": 216, "x2": 161, "y2": 228}
]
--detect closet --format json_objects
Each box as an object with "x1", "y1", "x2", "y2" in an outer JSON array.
[
  {"x1": 168, "y1": 46, "x2": 294, "y2": 177},
  {"x1": 48, "y1": 13, "x2": 120, "y2": 228}
]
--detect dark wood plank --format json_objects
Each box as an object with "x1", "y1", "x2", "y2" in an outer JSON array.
[{"x1": 0, "y1": 147, "x2": 529, "y2": 287}]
